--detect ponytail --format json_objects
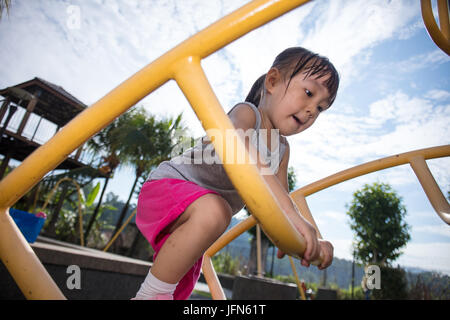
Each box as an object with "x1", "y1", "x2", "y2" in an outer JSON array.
[{"x1": 245, "y1": 74, "x2": 265, "y2": 107}]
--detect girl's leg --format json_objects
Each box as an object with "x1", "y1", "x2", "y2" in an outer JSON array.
[{"x1": 150, "y1": 193, "x2": 232, "y2": 284}]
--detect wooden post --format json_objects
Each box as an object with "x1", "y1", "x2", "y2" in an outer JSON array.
[
  {"x1": 0, "y1": 153, "x2": 12, "y2": 179},
  {"x1": 74, "y1": 144, "x2": 83, "y2": 160},
  {"x1": 17, "y1": 97, "x2": 38, "y2": 136},
  {"x1": 0, "y1": 98, "x2": 11, "y2": 124},
  {"x1": 0, "y1": 104, "x2": 18, "y2": 144}
]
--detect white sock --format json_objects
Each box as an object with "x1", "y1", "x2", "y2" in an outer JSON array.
[{"x1": 134, "y1": 269, "x2": 178, "y2": 299}]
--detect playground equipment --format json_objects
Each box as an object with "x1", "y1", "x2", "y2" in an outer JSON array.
[
  {"x1": 421, "y1": 0, "x2": 450, "y2": 55},
  {"x1": 203, "y1": 145, "x2": 450, "y2": 299},
  {"x1": 0, "y1": 0, "x2": 448, "y2": 300}
]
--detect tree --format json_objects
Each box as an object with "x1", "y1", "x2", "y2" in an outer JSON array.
[
  {"x1": 347, "y1": 182, "x2": 411, "y2": 266},
  {"x1": 247, "y1": 166, "x2": 297, "y2": 276},
  {"x1": 108, "y1": 107, "x2": 185, "y2": 243},
  {"x1": 83, "y1": 111, "x2": 126, "y2": 242}
]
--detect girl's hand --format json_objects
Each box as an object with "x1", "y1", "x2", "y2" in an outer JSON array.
[
  {"x1": 276, "y1": 217, "x2": 320, "y2": 267},
  {"x1": 294, "y1": 216, "x2": 321, "y2": 267},
  {"x1": 317, "y1": 240, "x2": 334, "y2": 270},
  {"x1": 277, "y1": 240, "x2": 334, "y2": 270}
]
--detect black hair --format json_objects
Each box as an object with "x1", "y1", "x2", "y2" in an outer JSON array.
[{"x1": 245, "y1": 47, "x2": 340, "y2": 108}]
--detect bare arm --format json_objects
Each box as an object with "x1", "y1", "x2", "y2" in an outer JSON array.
[{"x1": 228, "y1": 104, "x2": 320, "y2": 264}]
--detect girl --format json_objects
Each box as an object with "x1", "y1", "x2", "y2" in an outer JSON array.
[{"x1": 133, "y1": 47, "x2": 339, "y2": 300}]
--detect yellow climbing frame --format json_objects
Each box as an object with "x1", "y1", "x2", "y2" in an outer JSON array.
[
  {"x1": 0, "y1": 0, "x2": 314, "y2": 300},
  {"x1": 0, "y1": 0, "x2": 448, "y2": 301},
  {"x1": 421, "y1": 0, "x2": 450, "y2": 55},
  {"x1": 203, "y1": 145, "x2": 450, "y2": 299}
]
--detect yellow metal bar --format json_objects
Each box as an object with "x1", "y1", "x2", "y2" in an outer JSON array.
[
  {"x1": 205, "y1": 145, "x2": 450, "y2": 299},
  {"x1": 0, "y1": 0, "x2": 311, "y2": 299},
  {"x1": 174, "y1": 56, "x2": 312, "y2": 257},
  {"x1": 438, "y1": 0, "x2": 450, "y2": 40},
  {"x1": 202, "y1": 254, "x2": 228, "y2": 300},
  {"x1": 292, "y1": 194, "x2": 323, "y2": 239},
  {"x1": 0, "y1": 208, "x2": 66, "y2": 300},
  {"x1": 206, "y1": 216, "x2": 258, "y2": 258},
  {"x1": 289, "y1": 256, "x2": 306, "y2": 300},
  {"x1": 409, "y1": 156, "x2": 450, "y2": 224},
  {"x1": 421, "y1": 0, "x2": 450, "y2": 55},
  {"x1": 0, "y1": 0, "x2": 311, "y2": 209},
  {"x1": 291, "y1": 145, "x2": 450, "y2": 198},
  {"x1": 103, "y1": 208, "x2": 137, "y2": 252},
  {"x1": 204, "y1": 217, "x2": 257, "y2": 300},
  {"x1": 256, "y1": 224, "x2": 263, "y2": 277}
]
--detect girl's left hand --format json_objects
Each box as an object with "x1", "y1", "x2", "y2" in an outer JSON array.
[
  {"x1": 276, "y1": 239, "x2": 334, "y2": 270},
  {"x1": 317, "y1": 239, "x2": 334, "y2": 270}
]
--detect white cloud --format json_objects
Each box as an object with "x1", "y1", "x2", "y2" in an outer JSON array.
[
  {"x1": 425, "y1": 89, "x2": 450, "y2": 101},
  {"x1": 329, "y1": 238, "x2": 354, "y2": 260},
  {"x1": 318, "y1": 210, "x2": 348, "y2": 224},
  {"x1": 392, "y1": 50, "x2": 450, "y2": 74},
  {"x1": 397, "y1": 242, "x2": 450, "y2": 275},
  {"x1": 300, "y1": 0, "x2": 419, "y2": 88},
  {"x1": 288, "y1": 89, "x2": 450, "y2": 193},
  {"x1": 413, "y1": 225, "x2": 450, "y2": 238}
]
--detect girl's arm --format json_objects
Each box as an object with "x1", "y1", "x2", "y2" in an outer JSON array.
[
  {"x1": 266, "y1": 114, "x2": 334, "y2": 269},
  {"x1": 228, "y1": 103, "x2": 320, "y2": 265}
]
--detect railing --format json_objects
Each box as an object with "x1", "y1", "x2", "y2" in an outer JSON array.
[
  {"x1": 0, "y1": 0, "x2": 313, "y2": 300},
  {"x1": 203, "y1": 145, "x2": 450, "y2": 299}
]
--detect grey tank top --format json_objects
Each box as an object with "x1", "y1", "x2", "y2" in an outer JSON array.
[{"x1": 148, "y1": 101, "x2": 287, "y2": 215}]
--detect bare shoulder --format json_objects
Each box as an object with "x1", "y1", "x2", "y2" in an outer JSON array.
[
  {"x1": 228, "y1": 103, "x2": 257, "y2": 131},
  {"x1": 280, "y1": 137, "x2": 290, "y2": 165}
]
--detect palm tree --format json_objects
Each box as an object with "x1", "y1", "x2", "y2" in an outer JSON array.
[
  {"x1": 108, "y1": 107, "x2": 186, "y2": 244},
  {"x1": 83, "y1": 113, "x2": 126, "y2": 242}
]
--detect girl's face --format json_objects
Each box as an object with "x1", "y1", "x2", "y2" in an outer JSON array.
[{"x1": 264, "y1": 68, "x2": 331, "y2": 136}]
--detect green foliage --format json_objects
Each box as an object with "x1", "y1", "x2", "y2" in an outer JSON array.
[
  {"x1": 85, "y1": 182, "x2": 100, "y2": 207},
  {"x1": 337, "y1": 286, "x2": 365, "y2": 300},
  {"x1": 287, "y1": 166, "x2": 297, "y2": 192},
  {"x1": 212, "y1": 252, "x2": 242, "y2": 275},
  {"x1": 372, "y1": 266, "x2": 408, "y2": 300},
  {"x1": 347, "y1": 182, "x2": 411, "y2": 266},
  {"x1": 272, "y1": 274, "x2": 297, "y2": 284},
  {"x1": 406, "y1": 271, "x2": 450, "y2": 300},
  {"x1": 53, "y1": 208, "x2": 78, "y2": 241}
]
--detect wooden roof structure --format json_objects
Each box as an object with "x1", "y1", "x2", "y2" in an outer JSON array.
[{"x1": 0, "y1": 77, "x2": 94, "y2": 177}]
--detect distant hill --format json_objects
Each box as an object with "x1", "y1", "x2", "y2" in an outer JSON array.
[{"x1": 222, "y1": 218, "x2": 449, "y2": 293}]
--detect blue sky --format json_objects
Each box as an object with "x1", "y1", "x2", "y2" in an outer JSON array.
[{"x1": 1, "y1": 0, "x2": 449, "y2": 274}]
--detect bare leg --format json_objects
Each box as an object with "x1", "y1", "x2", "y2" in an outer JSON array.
[{"x1": 149, "y1": 193, "x2": 232, "y2": 284}]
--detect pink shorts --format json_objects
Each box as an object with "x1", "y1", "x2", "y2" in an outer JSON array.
[{"x1": 136, "y1": 178, "x2": 219, "y2": 300}]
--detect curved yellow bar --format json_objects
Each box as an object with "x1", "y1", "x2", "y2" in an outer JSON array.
[
  {"x1": 204, "y1": 145, "x2": 450, "y2": 299},
  {"x1": 421, "y1": 0, "x2": 450, "y2": 55},
  {"x1": 0, "y1": 0, "x2": 312, "y2": 300},
  {"x1": 291, "y1": 145, "x2": 450, "y2": 226},
  {"x1": 174, "y1": 56, "x2": 309, "y2": 258}
]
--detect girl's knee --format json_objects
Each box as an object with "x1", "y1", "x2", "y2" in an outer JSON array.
[{"x1": 191, "y1": 193, "x2": 232, "y2": 234}]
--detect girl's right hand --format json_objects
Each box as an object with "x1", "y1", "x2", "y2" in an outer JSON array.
[{"x1": 290, "y1": 215, "x2": 321, "y2": 267}]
